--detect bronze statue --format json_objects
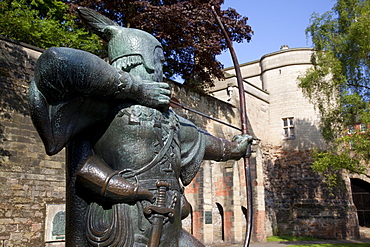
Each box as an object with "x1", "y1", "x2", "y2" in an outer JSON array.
[{"x1": 29, "y1": 8, "x2": 252, "y2": 247}]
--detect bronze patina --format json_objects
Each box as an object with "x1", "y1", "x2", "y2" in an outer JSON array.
[{"x1": 29, "y1": 7, "x2": 252, "y2": 247}]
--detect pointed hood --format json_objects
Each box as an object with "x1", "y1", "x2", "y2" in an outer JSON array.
[{"x1": 104, "y1": 26, "x2": 162, "y2": 72}]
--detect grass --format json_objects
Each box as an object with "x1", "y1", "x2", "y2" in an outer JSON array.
[
  {"x1": 267, "y1": 235, "x2": 370, "y2": 246},
  {"x1": 267, "y1": 235, "x2": 317, "y2": 242},
  {"x1": 290, "y1": 244, "x2": 370, "y2": 247}
]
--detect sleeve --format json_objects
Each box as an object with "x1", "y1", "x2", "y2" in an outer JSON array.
[
  {"x1": 29, "y1": 47, "x2": 134, "y2": 155},
  {"x1": 33, "y1": 47, "x2": 135, "y2": 104},
  {"x1": 178, "y1": 115, "x2": 208, "y2": 186}
]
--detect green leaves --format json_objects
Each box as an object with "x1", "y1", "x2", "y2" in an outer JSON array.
[
  {"x1": 1, "y1": 0, "x2": 252, "y2": 90},
  {"x1": 312, "y1": 128, "x2": 370, "y2": 188},
  {"x1": 298, "y1": 0, "x2": 370, "y2": 186},
  {"x1": 312, "y1": 150, "x2": 359, "y2": 188},
  {"x1": 0, "y1": 0, "x2": 104, "y2": 55},
  {"x1": 72, "y1": 0, "x2": 252, "y2": 90}
]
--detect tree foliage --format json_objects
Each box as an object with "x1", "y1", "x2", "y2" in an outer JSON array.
[
  {"x1": 299, "y1": 0, "x2": 370, "y2": 184},
  {"x1": 0, "y1": 0, "x2": 104, "y2": 54},
  {"x1": 70, "y1": 0, "x2": 253, "y2": 90},
  {"x1": 0, "y1": 0, "x2": 252, "y2": 90}
]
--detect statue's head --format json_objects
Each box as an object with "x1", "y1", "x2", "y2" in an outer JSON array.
[
  {"x1": 78, "y1": 7, "x2": 164, "y2": 82},
  {"x1": 105, "y1": 26, "x2": 164, "y2": 82}
]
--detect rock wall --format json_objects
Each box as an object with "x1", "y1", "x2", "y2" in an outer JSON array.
[
  {"x1": 0, "y1": 36, "x2": 245, "y2": 246},
  {"x1": 0, "y1": 36, "x2": 361, "y2": 246},
  {"x1": 263, "y1": 145, "x2": 359, "y2": 239},
  {"x1": 0, "y1": 38, "x2": 66, "y2": 246},
  {"x1": 170, "y1": 79, "x2": 247, "y2": 245}
]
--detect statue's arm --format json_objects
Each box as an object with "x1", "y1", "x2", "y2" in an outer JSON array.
[
  {"x1": 34, "y1": 47, "x2": 170, "y2": 108},
  {"x1": 178, "y1": 115, "x2": 252, "y2": 185},
  {"x1": 30, "y1": 47, "x2": 170, "y2": 155},
  {"x1": 203, "y1": 133, "x2": 253, "y2": 161},
  {"x1": 178, "y1": 115, "x2": 252, "y2": 162},
  {"x1": 76, "y1": 155, "x2": 153, "y2": 203}
]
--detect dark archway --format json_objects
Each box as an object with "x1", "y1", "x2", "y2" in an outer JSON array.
[
  {"x1": 351, "y1": 178, "x2": 370, "y2": 227},
  {"x1": 189, "y1": 205, "x2": 193, "y2": 234},
  {"x1": 216, "y1": 203, "x2": 225, "y2": 241},
  {"x1": 241, "y1": 206, "x2": 248, "y2": 224}
]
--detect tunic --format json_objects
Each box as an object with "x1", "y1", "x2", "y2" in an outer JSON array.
[{"x1": 85, "y1": 104, "x2": 206, "y2": 246}]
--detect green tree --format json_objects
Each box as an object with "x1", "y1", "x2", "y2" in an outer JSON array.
[
  {"x1": 0, "y1": 0, "x2": 104, "y2": 54},
  {"x1": 298, "y1": 0, "x2": 370, "y2": 185},
  {"x1": 1, "y1": 0, "x2": 252, "y2": 90},
  {"x1": 71, "y1": 0, "x2": 252, "y2": 90}
]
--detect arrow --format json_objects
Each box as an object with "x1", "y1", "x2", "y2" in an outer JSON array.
[{"x1": 170, "y1": 97, "x2": 242, "y2": 131}]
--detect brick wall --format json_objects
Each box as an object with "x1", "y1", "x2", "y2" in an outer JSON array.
[
  {"x1": 0, "y1": 37, "x2": 246, "y2": 246},
  {"x1": 171, "y1": 83, "x2": 247, "y2": 245},
  {"x1": 263, "y1": 145, "x2": 359, "y2": 239},
  {"x1": 0, "y1": 38, "x2": 66, "y2": 246},
  {"x1": 0, "y1": 36, "x2": 361, "y2": 246}
]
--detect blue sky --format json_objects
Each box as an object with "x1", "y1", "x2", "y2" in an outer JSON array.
[{"x1": 217, "y1": 0, "x2": 336, "y2": 68}]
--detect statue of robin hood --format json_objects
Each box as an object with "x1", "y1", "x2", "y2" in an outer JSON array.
[{"x1": 29, "y1": 7, "x2": 252, "y2": 247}]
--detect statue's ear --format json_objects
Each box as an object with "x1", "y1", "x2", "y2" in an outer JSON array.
[{"x1": 77, "y1": 7, "x2": 119, "y2": 41}]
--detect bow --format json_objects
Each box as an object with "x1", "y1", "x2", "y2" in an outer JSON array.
[{"x1": 211, "y1": 6, "x2": 253, "y2": 247}]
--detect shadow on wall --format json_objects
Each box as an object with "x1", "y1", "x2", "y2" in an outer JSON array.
[
  {"x1": 263, "y1": 143, "x2": 356, "y2": 239},
  {"x1": 262, "y1": 117, "x2": 358, "y2": 238},
  {"x1": 0, "y1": 39, "x2": 34, "y2": 115},
  {"x1": 0, "y1": 123, "x2": 11, "y2": 160},
  {"x1": 0, "y1": 38, "x2": 38, "y2": 161},
  {"x1": 282, "y1": 118, "x2": 326, "y2": 151}
]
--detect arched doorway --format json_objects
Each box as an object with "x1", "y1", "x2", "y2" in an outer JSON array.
[
  {"x1": 216, "y1": 203, "x2": 225, "y2": 241},
  {"x1": 241, "y1": 206, "x2": 248, "y2": 230},
  {"x1": 351, "y1": 178, "x2": 370, "y2": 227}
]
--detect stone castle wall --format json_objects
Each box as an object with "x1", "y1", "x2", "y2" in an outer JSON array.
[
  {"x1": 262, "y1": 145, "x2": 359, "y2": 239},
  {"x1": 0, "y1": 38, "x2": 66, "y2": 246},
  {"x1": 260, "y1": 49, "x2": 326, "y2": 150},
  {"x1": 0, "y1": 37, "x2": 246, "y2": 246},
  {"x1": 209, "y1": 46, "x2": 359, "y2": 241},
  {"x1": 0, "y1": 37, "x2": 361, "y2": 246}
]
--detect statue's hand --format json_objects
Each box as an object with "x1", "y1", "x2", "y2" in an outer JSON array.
[
  {"x1": 131, "y1": 80, "x2": 170, "y2": 108},
  {"x1": 231, "y1": 134, "x2": 253, "y2": 158},
  {"x1": 134, "y1": 186, "x2": 154, "y2": 202}
]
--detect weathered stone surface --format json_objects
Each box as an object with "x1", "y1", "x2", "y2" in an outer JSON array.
[
  {"x1": 263, "y1": 145, "x2": 359, "y2": 239},
  {"x1": 0, "y1": 37, "x2": 65, "y2": 247},
  {"x1": 0, "y1": 36, "x2": 361, "y2": 246}
]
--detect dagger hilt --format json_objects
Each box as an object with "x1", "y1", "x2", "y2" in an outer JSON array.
[
  {"x1": 144, "y1": 181, "x2": 175, "y2": 218},
  {"x1": 156, "y1": 181, "x2": 168, "y2": 206}
]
